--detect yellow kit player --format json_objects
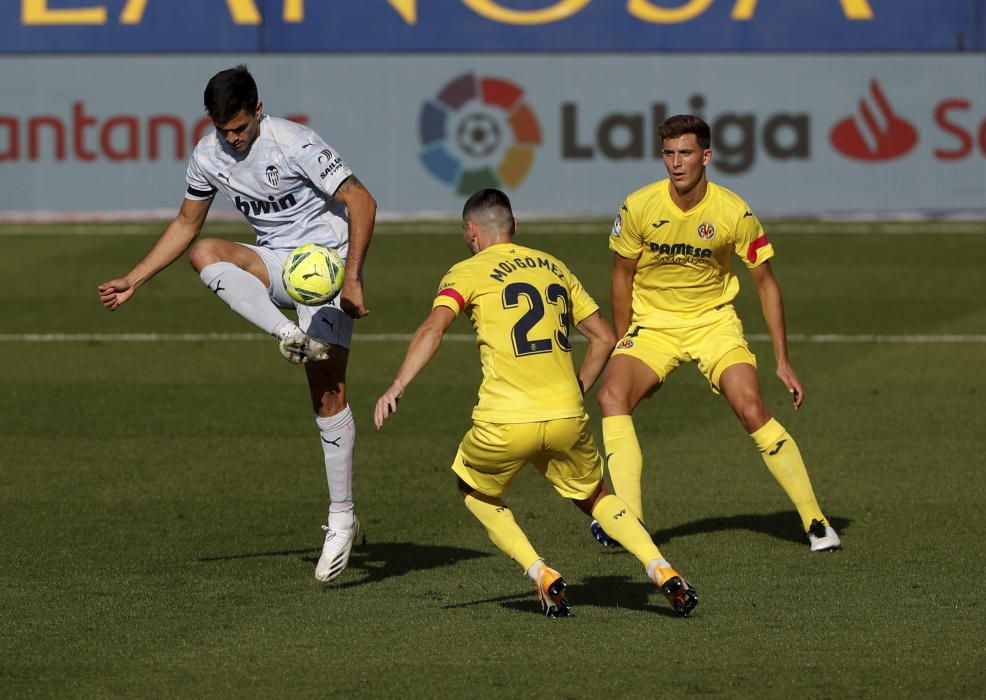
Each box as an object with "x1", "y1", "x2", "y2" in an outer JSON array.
[
  {"x1": 374, "y1": 189, "x2": 697, "y2": 617},
  {"x1": 594, "y1": 115, "x2": 841, "y2": 553}
]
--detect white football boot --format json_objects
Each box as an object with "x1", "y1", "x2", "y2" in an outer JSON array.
[
  {"x1": 314, "y1": 514, "x2": 360, "y2": 582},
  {"x1": 278, "y1": 331, "x2": 330, "y2": 364},
  {"x1": 807, "y1": 519, "x2": 842, "y2": 552}
]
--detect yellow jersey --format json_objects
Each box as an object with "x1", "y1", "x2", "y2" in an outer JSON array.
[
  {"x1": 609, "y1": 179, "x2": 774, "y2": 324},
  {"x1": 433, "y1": 242, "x2": 598, "y2": 424}
]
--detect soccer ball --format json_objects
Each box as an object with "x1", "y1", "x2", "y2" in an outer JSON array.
[{"x1": 282, "y1": 243, "x2": 345, "y2": 306}]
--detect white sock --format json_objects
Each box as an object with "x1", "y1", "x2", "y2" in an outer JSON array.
[
  {"x1": 526, "y1": 559, "x2": 545, "y2": 582},
  {"x1": 646, "y1": 558, "x2": 671, "y2": 581},
  {"x1": 316, "y1": 405, "x2": 355, "y2": 526},
  {"x1": 199, "y1": 262, "x2": 293, "y2": 337}
]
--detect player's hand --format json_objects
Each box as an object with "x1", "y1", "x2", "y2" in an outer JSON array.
[
  {"x1": 340, "y1": 278, "x2": 369, "y2": 319},
  {"x1": 776, "y1": 363, "x2": 805, "y2": 410},
  {"x1": 98, "y1": 277, "x2": 135, "y2": 311},
  {"x1": 373, "y1": 382, "x2": 403, "y2": 429}
]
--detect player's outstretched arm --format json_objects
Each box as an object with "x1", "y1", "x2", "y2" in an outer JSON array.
[
  {"x1": 575, "y1": 311, "x2": 617, "y2": 395},
  {"x1": 610, "y1": 254, "x2": 637, "y2": 339},
  {"x1": 749, "y1": 261, "x2": 805, "y2": 409},
  {"x1": 98, "y1": 197, "x2": 212, "y2": 311},
  {"x1": 333, "y1": 175, "x2": 377, "y2": 320},
  {"x1": 374, "y1": 306, "x2": 456, "y2": 429}
]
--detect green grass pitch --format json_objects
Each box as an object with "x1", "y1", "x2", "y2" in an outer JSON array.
[{"x1": 1, "y1": 220, "x2": 984, "y2": 697}]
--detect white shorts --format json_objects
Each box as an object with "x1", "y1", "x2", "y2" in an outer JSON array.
[{"x1": 237, "y1": 242, "x2": 354, "y2": 350}]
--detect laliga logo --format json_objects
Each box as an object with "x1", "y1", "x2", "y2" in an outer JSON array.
[
  {"x1": 831, "y1": 80, "x2": 918, "y2": 161},
  {"x1": 419, "y1": 72, "x2": 542, "y2": 194}
]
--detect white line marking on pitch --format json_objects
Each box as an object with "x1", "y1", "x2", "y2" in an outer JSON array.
[{"x1": 0, "y1": 333, "x2": 983, "y2": 344}]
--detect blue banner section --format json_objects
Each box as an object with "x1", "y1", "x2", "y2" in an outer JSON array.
[{"x1": 1, "y1": 0, "x2": 981, "y2": 53}]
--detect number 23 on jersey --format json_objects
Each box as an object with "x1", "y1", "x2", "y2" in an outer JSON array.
[{"x1": 502, "y1": 282, "x2": 572, "y2": 357}]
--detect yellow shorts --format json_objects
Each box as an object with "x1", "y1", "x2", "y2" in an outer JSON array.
[
  {"x1": 451, "y1": 414, "x2": 603, "y2": 500},
  {"x1": 611, "y1": 305, "x2": 756, "y2": 393}
]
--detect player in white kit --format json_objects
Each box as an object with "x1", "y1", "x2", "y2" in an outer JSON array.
[{"x1": 98, "y1": 66, "x2": 375, "y2": 582}]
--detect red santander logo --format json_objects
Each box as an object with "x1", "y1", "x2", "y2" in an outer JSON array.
[{"x1": 831, "y1": 80, "x2": 918, "y2": 161}]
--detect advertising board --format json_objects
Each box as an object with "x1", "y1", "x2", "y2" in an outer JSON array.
[{"x1": 1, "y1": 55, "x2": 984, "y2": 217}]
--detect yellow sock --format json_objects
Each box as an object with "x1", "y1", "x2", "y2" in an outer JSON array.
[
  {"x1": 463, "y1": 492, "x2": 541, "y2": 572},
  {"x1": 591, "y1": 495, "x2": 663, "y2": 567},
  {"x1": 751, "y1": 418, "x2": 826, "y2": 531},
  {"x1": 602, "y1": 415, "x2": 644, "y2": 521}
]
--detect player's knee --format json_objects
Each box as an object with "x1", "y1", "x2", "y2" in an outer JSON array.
[
  {"x1": 573, "y1": 483, "x2": 606, "y2": 515},
  {"x1": 313, "y1": 391, "x2": 347, "y2": 418},
  {"x1": 456, "y1": 477, "x2": 474, "y2": 498},
  {"x1": 597, "y1": 382, "x2": 630, "y2": 416},
  {"x1": 738, "y1": 400, "x2": 770, "y2": 433},
  {"x1": 187, "y1": 239, "x2": 221, "y2": 272}
]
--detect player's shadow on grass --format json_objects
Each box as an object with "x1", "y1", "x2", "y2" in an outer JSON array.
[
  {"x1": 447, "y1": 575, "x2": 680, "y2": 617},
  {"x1": 199, "y1": 541, "x2": 489, "y2": 589},
  {"x1": 650, "y1": 511, "x2": 852, "y2": 546},
  {"x1": 574, "y1": 575, "x2": 681, "y2": 616},
  {"x1": 323, "y1": 541, "x2": 491, "y2": 589}
]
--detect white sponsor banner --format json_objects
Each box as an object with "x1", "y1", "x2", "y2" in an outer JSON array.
[{"x1": 0, "y1": 56, "x2": 984, "y2": 217}]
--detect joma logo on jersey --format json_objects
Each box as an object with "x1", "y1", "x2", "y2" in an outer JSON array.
[
  {"x1": 649, "y1": 242, "x2": 713, "y2": 258},
  {"x1": 234, "y1": 193, "x2": 298, "y2": 217}
]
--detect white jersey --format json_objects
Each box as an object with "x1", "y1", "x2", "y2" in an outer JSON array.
[{"x1": 185, "y1": 115, "x2": 354, "y2": 254}]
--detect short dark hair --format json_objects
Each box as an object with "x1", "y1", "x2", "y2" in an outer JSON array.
[
  {"x1": 204, "y1": 65, "x2": 258, "y2": 124},
  {"x1": 659, "y1": 114, "x2": 711, "y2": 150},
  {"x1": 462, "y1": 188, "x2": 515, "y2": 232}
]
